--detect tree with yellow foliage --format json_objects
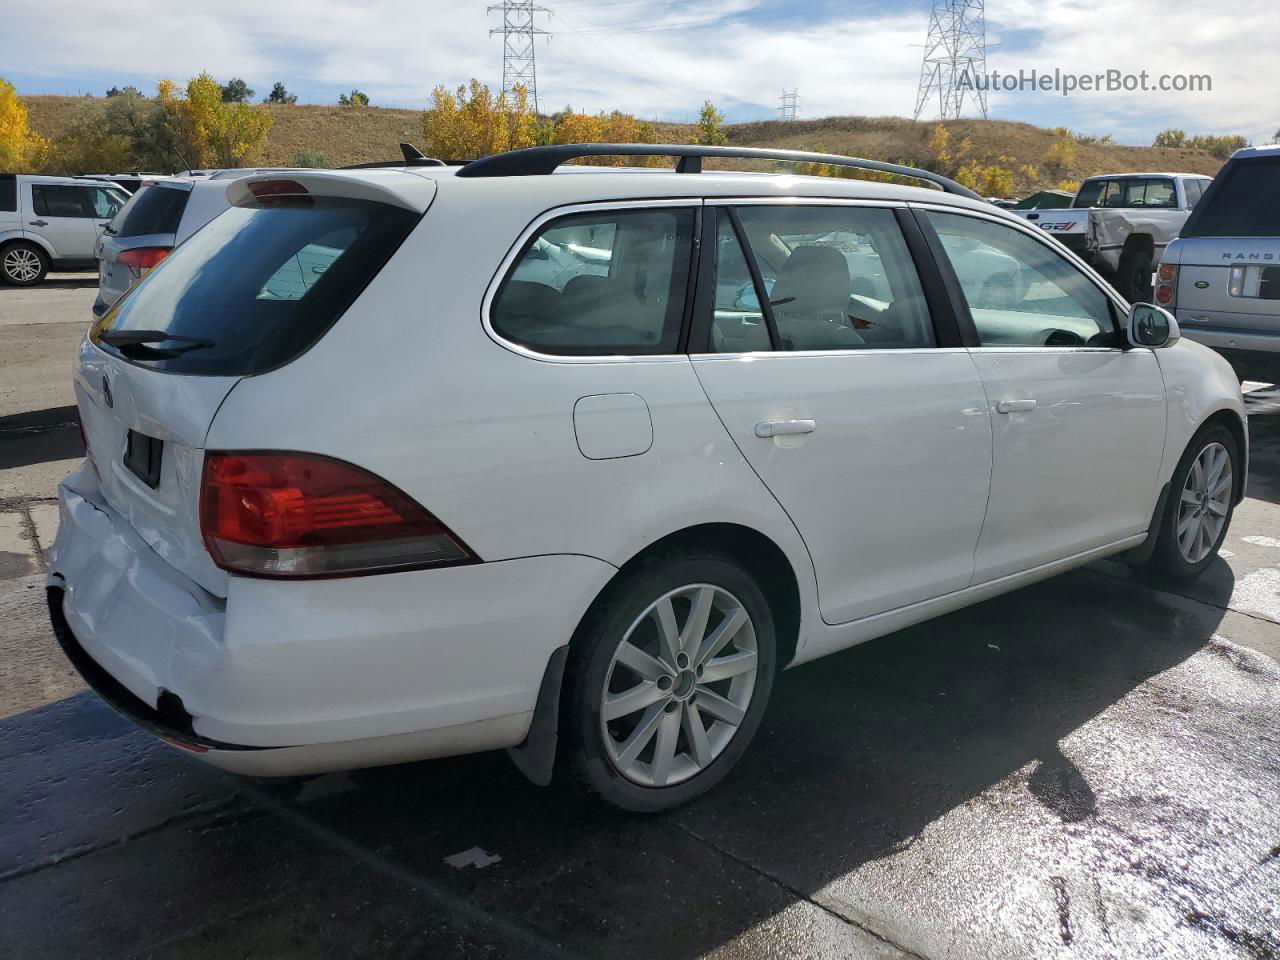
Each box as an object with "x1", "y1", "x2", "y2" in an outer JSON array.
[
  {"x1": 423, "y1": 81, "x2": 658, "y2": 165},
  {"x1": 0, "y1": 77, "x2": 49, "y2": 172},
  {"x1": 154, "y1": 73, "x2": 272, "y2": 169},
  {"x1": 422, "y1": 81, "x2": 539, "y2": 160}
]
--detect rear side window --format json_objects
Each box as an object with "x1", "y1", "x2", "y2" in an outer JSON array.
[
  {"x1": 32, "y1": 185, "x2": 95, "y2": 218},
  {"x1": 711, "y1": 205, "x2": 934, "y2": 352},
  {"x1": 0, "y1": 175, "x2": 15, "y2": 213},
  {"x1": 111, "y1": 184, "x2": 189, "y2": 237},
  {"x1": 491, "y1": 208, "x2": 696, "y2": 355},
  {"x1": 92, "y1": 197, "x2": 420, "y2": 376},
  {"x1": 1183, "y1": 156, "x2": 1280, "y2": 238}
]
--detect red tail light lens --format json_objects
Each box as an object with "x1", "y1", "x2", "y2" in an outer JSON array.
[
  {"x1": 248, "y1": 179, "x2": 312, "y2": 206},
  {"x1": 200, "y1": 452, "x2": 477, "y2": 578},
  {"x1": 117, "y1": 247, "x2": 171, "y2": 273},
  {"x1": 1155, "y1": 263, "x2": 1178, "y2": 308}
]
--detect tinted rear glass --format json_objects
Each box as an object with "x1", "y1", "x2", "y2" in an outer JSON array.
[
  {"x1": 111, "y1": 184, "x2": 190, "y2": 237},
  {"x1": 1183, "y1": 156, "x2": 1280, "y2": 238},
  {"x1": 92, "y1": 198, "x2": 420, "y2": 376},
  {"x1": 0, "y1": 175, "x2": 15, "y2": 213}
]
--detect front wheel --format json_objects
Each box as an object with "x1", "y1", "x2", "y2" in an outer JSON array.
[
  {"x1": 1148, "y1": 424, "x2": 1238, "y2": 580},
  {"x1": 1, "y1": 242, "x2": 49, "y2": 286},
  {"x1": 563, "y1": 552, "x2": 776, "y2": 812}
]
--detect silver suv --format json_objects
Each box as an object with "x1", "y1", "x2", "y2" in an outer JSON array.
[
  {"x1": 1158, "y1": 145, "x2": 1280, "y2": 381},
  {"x1": 0, "y1": 174, "x2": 130, "y2": 285}
]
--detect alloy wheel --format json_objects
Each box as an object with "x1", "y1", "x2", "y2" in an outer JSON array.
[
  {"x1": 1176, "y1": 441, "x2": 1232, "y2": 564},
  {"x1": 3, "y1": 247, "x2": 41, "y2": 283},
  {"x1": 600, "y1": 584, "x2": 758, "y2": 788}
]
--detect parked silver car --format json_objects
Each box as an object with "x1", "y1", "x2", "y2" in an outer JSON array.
[
  {"x1": 94, "y1": 170, "x2": 308, "y2": 315},
  {"x1": 1158, "y1": 145, "x2": 1280, "y2": 381},
  {"x1": 0, "y1": 174, "x2": 129, "y2": 285}
]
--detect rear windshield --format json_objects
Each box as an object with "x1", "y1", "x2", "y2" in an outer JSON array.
[
  {"x1": 109, "y1": 184, "x2": 190, "y2": 237},
  {"x1": 1073, "y1": 178, "x2": 1176, "y2": 209},
  {"x1": 92, "y1": 197, "x2": 420, "y2": 376},
  {"x1": 1182, "y1": 156, "x2": 1280, "y2": 238}
]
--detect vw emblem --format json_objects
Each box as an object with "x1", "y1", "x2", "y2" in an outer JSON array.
[{"x1": 102, "y1": 373, "x2": 113, "y2": 409}]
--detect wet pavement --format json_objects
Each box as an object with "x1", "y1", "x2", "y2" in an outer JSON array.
[{"x1": 1, "y1": 348, "x2": 1279, "y2": 956}]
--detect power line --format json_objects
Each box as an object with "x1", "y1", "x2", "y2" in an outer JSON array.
[
  {"x1": 913, "y1": 0, "x2": 988, "y2": 121},
  {"x1": 488, "y1": 0, "x2": 553, "y2": 113}
]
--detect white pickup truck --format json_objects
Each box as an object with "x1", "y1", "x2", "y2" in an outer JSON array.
[{"x1": 1014, "y1": 173, "x2": 1213, "y2": 301}]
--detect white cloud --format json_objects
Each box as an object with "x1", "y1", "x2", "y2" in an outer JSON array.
[{"x1": 1, "y1": 0, "x2": 1275, "y2": 143}]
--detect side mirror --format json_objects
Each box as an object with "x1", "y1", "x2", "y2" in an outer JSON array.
[{"x1": 1127, "y1": 303, "x2": 1180, "y2": 348}]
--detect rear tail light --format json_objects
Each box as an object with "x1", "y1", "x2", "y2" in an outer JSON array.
[
  {"x1": 1155, "y1": 263, "x2": 1178, "y2": 308},
  {"x1": 117, "y1": 246, "x2": 171, "y2": 279},
  {"x1": 200, "y1": 452, "x2": 477, "y2": 578}
]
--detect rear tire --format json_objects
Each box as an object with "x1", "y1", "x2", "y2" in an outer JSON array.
[
  {"x1": 1117, "y1": 248, "x2": 1153, "y2": 303},
  {"x1": 0, "y1": 242, "x2": 49, "y2": 286},
  {"x1": 562, "y1": 550, "x2": 776, "y2": 813},
  {"x1": 1147, "y1": 424, "x2": 1238, "y2": 581}
]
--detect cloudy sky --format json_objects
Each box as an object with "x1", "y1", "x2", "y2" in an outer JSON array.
[{"x1": 2, "y1": 0, "x2": 1276, "y2": 145}]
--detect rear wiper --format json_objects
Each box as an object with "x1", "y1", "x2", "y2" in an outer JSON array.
[
  {"x1": 99, "y1": 330, "x2": 216, "y2": 348},
  {"x1": 99, "y1": 330, "x2": 216, "y2": 360}
]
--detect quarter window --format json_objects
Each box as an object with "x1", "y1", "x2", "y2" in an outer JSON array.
[
  {"x1": 491, "y1": 208, "x2": 695, "y2": 355},
  {"x1": 710, "y1": 205, "x2": 934, "y2": 352},
  {"x1": 927, "y1": 211, "x2": 1117, "y2": 348}
]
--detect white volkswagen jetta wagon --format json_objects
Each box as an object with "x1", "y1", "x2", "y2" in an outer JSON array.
[{"x1": 48, "y1": 145, "x2": 1247, "y2": 812}]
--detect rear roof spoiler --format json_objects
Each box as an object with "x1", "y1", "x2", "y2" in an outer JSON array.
[
  {"x1": 225, "y1": 170, "x2": 437, "y2": 214},
  {"x1": 455, "y1": 144, "x2": 982, "y2": 199}
]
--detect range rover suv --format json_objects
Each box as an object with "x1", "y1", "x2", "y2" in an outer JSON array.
[{"x1": 1157, "y1": 145, "x2": 1280, "y2": 382}]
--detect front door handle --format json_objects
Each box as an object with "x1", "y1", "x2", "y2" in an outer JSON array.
[
  {"x1": 29, "y1": 220, "x2": 48, "y2": 227},
  {"x1": 996, "y1": 399, "x2": 1037, "y2": 415},
  {"x1": 755, "y1": 419, "x2": 816, "y2": 438}
]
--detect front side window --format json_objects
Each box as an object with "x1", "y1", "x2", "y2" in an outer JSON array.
[
  {"x1": 492, "y1": 208, "x2": 695, "y2": 355},
  {"x1": 928, "y1": 211, "x2": 1117, "y2": 348},
  {"x1": 711, "y1": 205, "x2": 933, "y2": 352}
]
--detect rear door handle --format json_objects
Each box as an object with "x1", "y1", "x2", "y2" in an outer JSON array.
[
  {"x1": 29, "y1": 220, "x2": 48, "y2": 227},
  {"x1": 996, "y1": 399, "x2": 1037, "y2": 414},
  {"x1": 755, "y1": 419, "x2": 816, "y2": 438}
]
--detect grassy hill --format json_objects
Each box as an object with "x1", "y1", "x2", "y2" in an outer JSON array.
[{"x1": 23, "y1": 95, "x2": 1226, "y2": 192}]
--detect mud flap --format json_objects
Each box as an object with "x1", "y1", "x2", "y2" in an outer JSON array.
[
  {"x1": 1118, "y1": 482, "x2": 1171, "y2": 566},
  {"x1": 506, "y1": 645, "x2": 568, "y2": 787}
]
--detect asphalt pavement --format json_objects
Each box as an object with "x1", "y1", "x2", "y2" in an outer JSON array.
[{"x1": 1, "y1": 276, "x2": 1278, "y2": 959}]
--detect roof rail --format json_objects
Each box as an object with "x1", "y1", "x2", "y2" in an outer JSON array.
[
  {"x1": 454, "y1": 144, "x2": 981, "y2": 198},
  {"x1": 342, "y1": 142, "x2": 448, "y2": 170}
]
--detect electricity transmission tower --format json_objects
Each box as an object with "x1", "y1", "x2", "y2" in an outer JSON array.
[
  {"x1": 488, "y1": 0, "x2": 552, "y2": 112},
  {"x1": 913, "y1": 0, "x2": 988, "y2": 121},
  {"x1": 778, "y1": 89, "x2": 800, "y2": 122}
]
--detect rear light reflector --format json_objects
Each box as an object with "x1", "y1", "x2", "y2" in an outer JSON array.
[
  {"x1": 117, "y1": 246, "x2": 171, "y2": 278},
  {"x1": 200, "y1": 452, "x2": 477, "y2": 578},
  {"x1": 1154, "y1": 263, "x2": 1178, "y2": 308}
]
